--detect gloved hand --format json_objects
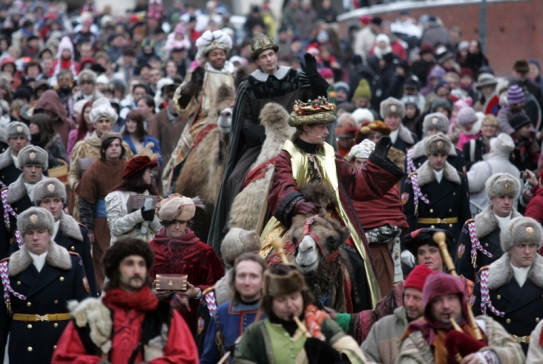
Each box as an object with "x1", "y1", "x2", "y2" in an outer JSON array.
[
  {"x1": 401, "y1": 250, "x2": 415, "y2": 268},
  {"x1": 293, "y1": 200, "x2": 320, "y2": 216},
  {"x1": 304, "y1": 337, "x2": 341, "y2": 364},
  {"x1": 141, "y1": 198, "x2": 155, "y2": 222},
  {"x1": 373, "y1": 135, "x2": 393, "y2": 159},
  {"x1": 303, "y1": 53, "x2": 318, "y2": 75},
  {"x1": 190, "y1": 66, "x2": 205, "y2": 86}
]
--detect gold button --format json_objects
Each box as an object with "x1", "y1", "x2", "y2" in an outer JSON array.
[
  {"x1": 431, "y1": 225, "x2": 435, "y2": 228},
  {"x1": 71, "y1": 246, "x2": 75, "y2": 251},
  {"x1": 26, "y1": 302, "x2": 31, "y2": 307},
  {"x1": 17, "y1": 281, "x2": 21, "y2": 285},
  {"x1": 418, "y1": 163, "x2": 421, "y2": 166},
  {"x1": 27, "y1": 347, "x2": 32, "y2": 352},
  {"x1": 497, "y1": 295, "x2": 501, "y2": 299},
  {"x1": 449, "y1": 209, "x2": 452, "y2": 212},
  {"x1": 53, "y1": 345, "x2": 57, "y2": 350},
  {"x1": 54, "y1": 300, "x2": 58, "y2": 304},
  {"x1": 14, "y1": 207, "x2": 17, "y2": 211},
  {"x1": 27, "y1": 324, "x2": 32, "y2": 329},
  {"x1": 506, "y1": 318, "x2": 511, "y2": 324},
  {"x1": 453, "y1": 192, "x2": 456, "y2": 196},
  {"x1": 54, "y1": 323, "x2": 58, "y2": 328},
  {"x1": 537, "y1": 318, "x2": 540, "y2": 322},
  {"x1": 424, "y1": 194, "x2": 428, "y2": 197},
  {"x1": 449, "y1": 224, "x2": 453, "y2": 228},
  {"x1": 430, "y1": 209, "x2": 434, "y2": 213},
  {"x1": 485, "y1": 243, "x2": 489, "y2": 247},
  {"x1": 59, "y1": 277, "x2": 64, "y2": 282}
]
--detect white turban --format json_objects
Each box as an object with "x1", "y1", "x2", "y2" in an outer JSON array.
[
  {"x1": 195, "y1": 30, "x2": 232, "y2": 59},
  {"x1": 348, "y1": 139, "x2": 375, "y2": 159},
  {"x1": 89, "y1": 98, "x2": 118, "y2": 125},
  {"x1": 156, "y1": 194, "x2": 204, "y2": 222}
]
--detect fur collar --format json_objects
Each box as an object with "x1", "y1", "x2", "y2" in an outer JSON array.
[
  {"x1": 9, "y1": 240, "x2": 72, "y2": 276},
  {"x1": 487, "y1": 253, "x2": 543, "y2": 290},
  {"x1": 475, "y1": 206, "x2": 521, "y2": 238},
  {"x1": 67, "y1": 297, "x2": 113, "y2": 355},
  {"x1": 0, "y1": 147, "x2": 13, "y2": 170},
  {"x1": 251, "y1": 66, "x2": 291, "y2": 82},
  {"x1": 59, "y1": 212, "x2": 83, "y2": 241},
  {"x1": 416, "y1": 161, "x2": 461, "y2": 186},
  {"x1": 398, "y1": 124, "x2": 415, "y2": 145},
  {"x1": 6, "y1": 174, "x2": 44, "y2": 204},
  {"x1": 410, "y1": 139, "x2": 458, "y2": 160}
]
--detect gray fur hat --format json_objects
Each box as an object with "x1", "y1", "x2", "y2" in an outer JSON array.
[
  {"x1": 424, "y1": 133, "x2": 452, "y2": 155},
  {"x1": 220, "y1": 228, "x2": 262, "y2": 268},
  {"x1": 500, "y1": 217, "x2": 542, "y2": 252},
  {"x1": 89, "y1": 98, "x2": 118, "y2": 125},
  {"x1": 380, "y1": 97, "x2": 405, "y2": 119},
  {"x1": 17, "y1": 145, "x2": 48, "y2": 171},
  {"x1": 422, "y1": 113, "x2": 449, "y2": 134},
  {"x1": 34, "y1": 177, "x2": 66, "y2": 205},
  {"x1": 485, "y1": 173, "x2": 520, "y2": 200},
  {"x1": 17, "y1": 207, "x2": 55, "y2": 236},
  {"x1": 5, "y1": 121, "x2": 30, "y2": 140},
  {"x1": 78, "y1": 69, "x2": 97, "y2": 84}
]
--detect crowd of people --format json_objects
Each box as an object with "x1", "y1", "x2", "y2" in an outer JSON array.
[{"x1": 0, "y1": 0, "x2": 542, "y2": 363}]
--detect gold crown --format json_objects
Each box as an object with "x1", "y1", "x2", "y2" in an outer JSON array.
[
  {"x1": 289, "y1": 97, "x2": 337, "y2": 127},
  {"x1": 250, "y1": 32, "x2": 278, "y2": 59}
]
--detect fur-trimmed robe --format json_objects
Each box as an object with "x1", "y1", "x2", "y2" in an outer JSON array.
[
  {"x1": 402, "y1": 160, "x2": 471, "y2": 244},
  {"x1": 455, "y1": 206, "x2": 521, "y2": 281},
  {"x1": 0, "y1": 147, "x2": 21, "y2": 187},
  {"x1": 52, "y1": 295, "x2": 199, "y2": 363},
  {"x1": 0, "y1": 241, "x2": 90, "y2": 363},
  {"x1": 9, "y1": 211, "x2": 98, "y2": 296},
  {"x1": 473, "y1": 253, "x2": 543, "y2": 354}
]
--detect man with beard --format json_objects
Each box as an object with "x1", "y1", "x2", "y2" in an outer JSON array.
[
  {"x1": 55, "y1": 70, "x2": 75, "y2": 119},
  {"x1": 0, "y1": 122, "x2": 30, "y2": 187},
  {"x1": 397, "y1": 272, "x2": 523, "y2": 363},
  {"x1": 361, "y1": 265, "x2": 434, "y2": 364},
  {"x1": 77, "y1": 132, "x2": 127, "y2": 290},
  {"x1": 0, "y1": 145, "x2": 48, "y2": 259},
  {"x1": 0, "y1": 207, "x2": 91, "y2": 363},
  {"x1": 52, "y1": 238, "x2": 199, "y2": 363}
]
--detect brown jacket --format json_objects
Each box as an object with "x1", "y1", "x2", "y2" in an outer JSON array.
[
  {"x1": 34, "y1": 90, "x2": 76, "y2": 148},
  {"x1": 147, "y1": 105, "x2": 188, "y2": 170}
]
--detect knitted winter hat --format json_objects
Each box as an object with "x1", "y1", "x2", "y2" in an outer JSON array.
[
  {"x1": 456, "y1": 107, "x2": 478, "y2": 126},
  {"x1": 220, "y1": 228, "x2": 262, "y2": 268},
  {"x1": 18, "y1": 145, "x2": 48, "y2": 171},
  {"x1": 5, "y1": 121, "x2": 30, "y2": 140},
  {"x1": 17, "y1": 207, "x2": 55, "y2": 236},
  {"x1": 509, "y1": 114, "x2": 531, "y2": 130},
  {"x1": 34, "y1": 178, "x2": 66, "y2": 205},
  {"x1": 430, "y1": 98, "x2": 451, "y2": 113},
  {"x1": 334, "y1": 81, "x2": 350, "y2": 94},
  {"x1": 485, "y1": 173, "x2": 520, "y2": 200},
  {"x1": 422, "y1": 113, "x2": 449, "y2": 134},
  {"x1": 489, "y1": 133, "x2": 515, "y2": 154},
  {"x1": 351, "y1": 108, "x2": 374, "y2": 124},
  {"x1": 500, "y1": 217, "x2": 542, "y2": 252},
  {"x1": 89, "y1": 98, "x2": 118, "y2": 125},
  {"x1": 424, "y1": 133, "x2": 452, "y2": 155},
  {"x1": 404, "y1": 264, "x2": 435, "y2": 291},
  {"x1": 507, "y1": 85, "x2": 525, "y2": 105},
  {"x1": 353, "y1": 79, "x2": 372, "y2": 100}
]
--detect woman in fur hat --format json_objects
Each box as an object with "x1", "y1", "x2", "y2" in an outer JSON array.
[
  {"x1": 149, "y1": 194, "x2": 224, "y2": 336},
  {"x1": 105, "y1": 146, "x2": 162, "y2": 244}
]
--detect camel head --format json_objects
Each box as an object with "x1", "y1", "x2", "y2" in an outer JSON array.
[
  {"x1": 218, "y1": 107, "x2": 232, "y2": 133},
  {"x1": 288, "y1": 215, "x2": 349, "y2": 274}
]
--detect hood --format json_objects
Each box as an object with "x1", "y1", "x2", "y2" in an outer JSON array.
[
  {"x1": 57, "y1": 36, "x2": 74, "y2": 61},
  {"x1": 34, "y1": 90, "x2": 68, "y2": 124}
]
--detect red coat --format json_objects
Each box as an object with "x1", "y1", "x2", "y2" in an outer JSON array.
[
  {"x1": 525, "y1": 186, "x2": 543, "y2": 224},
  {"x1": 149, "y1": 228, "x2": 224, "y2": 335},
  {"x1": 52, "y1": 305, "x2": 198, "y2": 363}
]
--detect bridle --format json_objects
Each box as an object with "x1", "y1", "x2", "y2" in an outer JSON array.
[{"x1": 296, "y1": 215, "x2": 340, "y2": 263}]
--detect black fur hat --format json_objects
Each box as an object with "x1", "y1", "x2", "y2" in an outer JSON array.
[{"x1": 103, "y1": 237, "x2": 155, "y2": 280}]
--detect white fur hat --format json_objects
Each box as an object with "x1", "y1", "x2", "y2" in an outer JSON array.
[
  {"x1": 195, "y1": 30, "x2": 232, "y2": 59},
  {"x1": 348, "y1": 139, "x2": 375, "y2": 159},
  {"x1": 351, "y1": 108, "x2": 374, "y2": 125},
  {"x1": 485, "y1": 173, "x2": 520, "y2": 200},
  {"x1": 89, "y1": 98, "x2": 118, "y2": 125},
  {"x1": 500, "y1": 217, "x2": 542, "y2": 252},
  {"x1": 490, "y1": 133, "x2": 514, "y2": 154}
]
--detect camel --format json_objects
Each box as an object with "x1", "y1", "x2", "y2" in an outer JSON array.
[
  {"x1": 174, "y1": 84, "x2": 234, "y2": 242},
  {"x1": 228, "y1": 102, "x2": 295, "y2": 231}
]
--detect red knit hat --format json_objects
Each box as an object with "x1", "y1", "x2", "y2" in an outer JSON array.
[
  {"x1": 404, "y1": 264, "x2": 435, "y2": 291},
  {"x1": 122, "y1": 156, "x2": 158, "y2": 179}
]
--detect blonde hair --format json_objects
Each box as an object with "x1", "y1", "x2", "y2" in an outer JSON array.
[{"x1": 483, "y1": 114, "x2": 498, "y2": 127}]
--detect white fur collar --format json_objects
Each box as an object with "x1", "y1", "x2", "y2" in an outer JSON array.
[
  {"x1": 410, "y1": 138, "x2": 458, "y2": 160},
  {"x1": 0, "y1": 147, "x2": 13, "y2": 170},
  {"x1": 67, "y1": 297, "x2": 112, "y2": 355},
  {"x1": 6, "y1": 174, "x2": 44, "y2": 204},
  {"x1": 416, "y1": 161, "x2": 461, "y2": 186},
  {"x1": 487, "y1": 253, "x2": 543, "y2": 290},
  {"x1": 398, "y1": 124, "x2": 415, "y2": 145},
  {"x1": 475, "y1": 205, "x2": 521, "y2": 238},
  {"x1": 251, "y1": 66, "x2": 291, "y2": 82},
  {"x1": 9, "y1": 240, "x2": 72, "y2": 276},
  {"x1": 59, "y1": 211, "x2": 83, "y2": 241}
]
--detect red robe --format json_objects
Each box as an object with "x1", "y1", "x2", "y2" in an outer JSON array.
[
  {"x1": 51, "y1": 305, "x2": 198, "y2": 363},
  {"x1": 149, "y1": 228, "x2": 224, "y2": 335}
]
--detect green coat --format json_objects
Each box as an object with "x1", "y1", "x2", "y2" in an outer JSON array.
[{"x1": 233, "y1": 317, "x2": 366, "y2": 364}]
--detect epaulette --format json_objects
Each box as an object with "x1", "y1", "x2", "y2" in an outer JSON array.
[
  {"x1": 407, "y1": 171, "x2": 417, "y2": 179},
  {"x1": 69, "y1": 251, "x2": 81, "y2": 257},
  {"x1": 1, "y1": 186, "x2": 8, "y2": 192},
  {"x1": 477, "y1": 265, "x2": 490, "y2": 274},
  {"x1": 464, "y1": 218, "x2": 475, "y2": 225},
  {"x1": 203, "y1": 286, "x2": 215, "y2": 295},
  {"x1": 0, "y1": 257, "x2": 9, "y2": 263},
  {"x1": 77, "y1": 222, "x2": 87, "y2": 229}
]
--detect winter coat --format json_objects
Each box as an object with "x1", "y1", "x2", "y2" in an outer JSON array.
[
  {"x1": 34, "y1": 90, "x2": 76, "y2": 148},
  {"x1": 462, "y1": 134, "x2": 491, "y2": 171},
  {"x1": 467, "y1": 152, "x2": 521, "y2": 213},
  {"x1": 496, "y1": 107, "x2": 527, "y2": 135},
  {"x1": 353, "y1": 27, "x2": 376, "y2": 63},
  {"x1": 525, "y1": 186, "x2": 543, "y2": 224},
  {"x1": 361, "y1": 307, "x2": 407, "y2": 364},
  {"x1": 295, "y1": 8, "x2": 317, "y2": 41}
]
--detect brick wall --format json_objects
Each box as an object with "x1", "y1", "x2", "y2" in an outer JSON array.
[{"x1": 338, "y1": 0, "x2": 543, "y2": 77}]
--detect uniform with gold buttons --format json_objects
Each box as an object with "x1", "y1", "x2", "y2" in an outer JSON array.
[{"x1": 0, "y1": 246, "x2": 91, "y2": 363}]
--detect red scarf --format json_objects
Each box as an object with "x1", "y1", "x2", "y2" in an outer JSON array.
[{"x1": 102, "y1": 285, "x2": 158, "y2": 312}]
